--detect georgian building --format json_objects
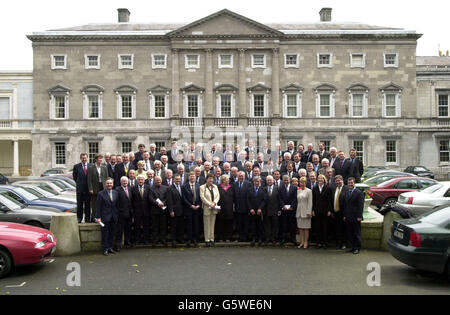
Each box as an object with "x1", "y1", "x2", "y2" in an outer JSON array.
[{"x1": 27, "y1": 8, "x2": 435, "y2": 176}]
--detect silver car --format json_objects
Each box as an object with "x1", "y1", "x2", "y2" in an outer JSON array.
[
  {"x1": 397, "y1": 181, "x2": 450, "y2": 216},
  {"x1": 12, "y1": 182, "x2": 77, "y2": 204},
  {"x1": 0, "y1": 192, "x2": 59, "y2": 229}
]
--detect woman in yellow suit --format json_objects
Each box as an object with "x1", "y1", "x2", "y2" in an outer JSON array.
[{"x1": 200, "y1": 173, "x2": 220, "y2": 247}]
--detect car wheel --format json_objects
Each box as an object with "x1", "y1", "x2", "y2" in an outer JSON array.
[
  {"x1": 26, "y1": 221, "x2": 44, "y2": 228},
  {"x1": 384, "y1": 198, "x2": 398, "y2": 207},
  {"x1": 0, "y1": 249, "x2": 12, "y2": 279}
]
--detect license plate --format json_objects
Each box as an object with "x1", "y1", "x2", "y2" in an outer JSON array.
[{"x1": 394, "y1": 230, "x2": 404, "y2": 239}]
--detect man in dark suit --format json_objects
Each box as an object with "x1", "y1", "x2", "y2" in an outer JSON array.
[
  {"x1": 343, "y1": 177, "x2": 365, "y2": 254},
  {"x1": 347, "y1": 149, "x2": 364, "y2": 183},
  {"x1": 149, "y1": 176, "x2": 171, "y2": 247},
  {"x1": 167, "y1": 141, "x2": 182, "y2": 165},
  {"x1": 114, "y1": 153, "x2": 135, "y2": 185},
  {"x1": 115, "y1": 176, "x2": 133, "y2": 251},
  {"x1": 95, "y1": 178, "x2": 119, "y2": 256},
  {"x1": 233, "y1": 151, "x2": 248, "y2": 172},
  {"x1": 317, "y1": 142, "x2": 331, "y2": 162},
  {"x1": 73, "y1": 153, "x2": 91, "y2": 223},
  {"x1": 247, "y1": 177, "x2": 266, "y2": 246},
  {"x1": 303, "y1": 143, "x2": 316, "y2": 164},
  {"x1": 263, "y1": 176, "x2": 280, "y2": 245},
  {"x1": 182, "y1": 171, "x2": 202, "y2": 247},
  {"x1": 278, "y1": 175, "x2": 298, "y2": 245},
  {"x1": 148, "y1": 143, "x2": 161, "y2": 162},
  {"x1": 131, "y1": 175, "x2": 151, "y2": 245},
  {"x1": 194, "y1": 167, "x2": 206, "y2": 185},
  {"x1": 107, "y1": 155, "x2": 117, "y2": 180},
  {"x1": 87, "y1": 155, "x2": 108, "y2": 222},
  {"x1": 292, "y1": 152, "x2": 306, "y2": 173},
  {"x1": 168, "y1": 174, "x2": 185, "y2": 248},
  {"x1": 133, "y1": 144, "x2": 146, "y2": 168},
  {"x1": 282, "y1": 162, "x2": 299, "y2": 181},
  {"x1": 334, "y1": 151, "x2": 351, "y2": 184},
  {"x1": 312, "y1": 175, "x2": 333, "y2": 249},
  {"x1": 331, "y1": 175, "x2": 348, "y2": 250},
  {"x1": 233, "y1": 171, "x2": 252, "y2": 242}
]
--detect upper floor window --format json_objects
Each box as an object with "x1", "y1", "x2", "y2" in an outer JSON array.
[
  {"x1": 381, "y1": 83, "x2": 402, "y2": 118},
  {"x1": 51, "y1": 54, "x2": 67, "y2": 70},
  {"x1": 251, "y1": 54, "x2": 266, "y2": 68},
  {"x1": 0, "y1": 96, "x2": 11, "y2": 120},
  {"x1": 216, "y1": 94, "x2": 235, "y2": 118},
  {"x1": 81, "y1": 85, "x2": 104, "y2": 120},
  {"x1": 317, "y1": 53, "x2": 332, "y2": 68},
  {"x1": 284, "y1": 54, "x2": 299, "y2": 68},
  {"x1": 438, "y1": 94, "x2": 449, "y2": 117},
  {"x1": 384, "y1": 53, "x2": 399, "y2": 68},
  {"x1": 252, "y1": 94, "x2": 266, "y2": 117},
  {"x1": 347, "y1": 84, "x2": 369, "y2": 118},
  {"x1": 185, "y1": 54, "x2": 200, "y2": 69},
  {"x1": 350, "y1": 53, "x2": 366, "y2": 68},
  {"x1": 48, "y1": 85, "x2": 71, "y2": 120},
  {"x1": 218, "y1": 54, "x2": 233, "y2": 69},
  {"x1": 115, "y1": 85, "x2": 137, "y2": 119},
  {"x1": 314, "y1": 84, "x2": 336, "y2": 118},
  {"x1": 152, "y1": 54, "x2": 167, "y2": 69},
  {"x1": 185, "y1": 94, "x2": 201, "y2": 118},
  {"x1": 85, "y1": 54, "x2": 100, "y2": 69},
  {"x1": 118, "y1": 54, "x2": 134, "y2": 69}
]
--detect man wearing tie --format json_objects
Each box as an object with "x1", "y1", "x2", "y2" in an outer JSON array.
[
  {"x1": 182, "y1": 172, "x2": 202, "y2": 247},
  {"x1": 114, "y1": 153, "x2": 135, "y2": 187},
  {"x1": 346, "y1": 149, "x2": 364, "y2": 183},
  {"x1": 263, "y1": 176, "x2": 280, "y2": 245},
  {"x1": 247, "y1": 177, "x2": 266, "y2": 246},
  {"x1": 115, "y1": 176, "x2": 133, "y2": 251},
  {"x1": 332, "y1": 175, "x2": 348, "y2": 250},
  {"x1": 279, "y1": 175, "x2": 298, "y2": 246},
  {"x1": 87, "y1": 154, "x2": 108, "y2": 222},
  {"x1": 95, "y1": 178, "x2": 119, "y2": 256},
  {"x1": 131, "y1": 175, "x2": 151, "y2": 245},
  {"x1": 128, "y1": 170, "x2": 137, "y2": 188},
  {"x1": 149, "y1": 176, "x2": 171, "y2": 247},
  {"x1": 233, "y1": 171, "x2": 251, "y2": 242},
  {"x1": 343, "y1": 177, "x2": 364, "y2": 254},
  {"x1": 146, "y1": 170, "x2": 155, "y2": 188},
  {"x1": 168, "y1": 174, "x2": 185, "y2": 248},
  {"x1": 142, "y1": 152, "x2": 153, "y2": 172},
  {"x1": 73, "y1": 153, "x2": 91, "y2": 223}
]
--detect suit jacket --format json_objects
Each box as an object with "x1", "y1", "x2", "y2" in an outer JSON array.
[
  {"x1": 133, "y1": 151, "x2": 145, "y2": 168},
  {"x1": 148, "y1": 151, "x2": 161, "y2": 162},
  {"x1": 263, "y1": 185, "x2": 281, "y2": 216},
  {"x1": 195, "y1": 176, "x2": 206, "y2": 185},
  {"x1": 107, "y1": 164, "x2": 117, "y2": 180},
  {"x1": 343, "y1": 188, "x2": 365, "y2": 221},
  {"x1": 278, "y1": 185, "x2": 298, "y2": 212},
  {"x1": 73, "y1": 162, "x2": 91, "y2": 193},
  {"x1": 334, "y1": 159, "x2": 352, "y2": 182},
  {"x1": 167, "y1": 149, "x2": 183, "y2": 165},
  {"x1": 232, "y1": 161, "x2": 248, "y2": 172},
  {"x1": 168, "y1": 184, "x2": 184, "y2": 217},
  {"x1": 182, "y1": 181, "x2": 202, "y2": 215},
  {"x1": 233, "y1": 180, "x2": 252, "y2": 214},
  {"x1": 200, "y1": 184, "x2": 220, "y2": 216},
  {"x1": 312, "y1": 185, "x2": 333, "y2": 216},
  {"x1": 331, "y1": 185, "x2": 349, "y2": 214},
  {"x1": 247, "y1": 186, "x2": 266, "y2": 214},
  {"x1": 95, "y1": 189, "x2": 119, "y2": 223},
  {"x1": 346, "y1": 158, "x2": 364, "y2": 183},
  {"x1": 149, "y1": 185, "x2": 171, "y2": 215},
  {"x1": 296, "y1": 188, "x2": 313, "y2": 219},
  {"x1": 131, "y1": 184, "x2": 151, "y2": 217},
  {"x1": 292, "y1": 161, "x2": 306, "y2": 173},
  {"x1": 87, "y1": 164, "x2": 108, "y2": 194},
  {"x1": 317, "y1": 150, "x2": 331, "y2": 162},
  {"x1": 218, "y1": 185, "x2": 234, "y2": 220},
  {"x1": 115, "y1": 162, "x2": 135, "y2": 184},
  {"x1": 303, "y1": 150, "x2": 317, "y2": 163},
  {"x1": 115, "y1": 185, "x2": 133, "y2": 219}
]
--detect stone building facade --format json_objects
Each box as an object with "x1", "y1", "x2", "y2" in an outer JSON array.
[{"x1": 28, "y1": 8, "x2": 427, "y2": 175}]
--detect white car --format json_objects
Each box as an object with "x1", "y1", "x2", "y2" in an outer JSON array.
[{"x1": 397, "y1": 181, "x2": 450, "y2": 216}]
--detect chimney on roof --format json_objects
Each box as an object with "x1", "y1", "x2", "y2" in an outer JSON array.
[
  {"x1": 118, "y1": 8, "x2": 130, "y2": 23},
  {"x1": 319, "y1": 8, "x2": 332, "y2": 22}
]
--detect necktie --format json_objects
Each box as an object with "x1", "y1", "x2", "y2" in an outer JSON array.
[
  {"x1": 109, "y1": 190, "x2": 113, "y2": 201},
  {"x1": 239, "y1": 182, "x2": 242, "y2": 190},
  {"x1": 340, "y1": 160, "x2": 344, "y2": 168},
  {"x1": 125, "y1": 164, "x2": 128, "y2": 176},
  {"x1": 255, "y1": 187, "x2": 258, "y2": 196},
  {"x1": 168, "y1": 179, "x2": 172, "y2": 186},
  {"x1": 191, "y1": 184, "x2": 196, "y2": 202},
  {"x1": 177, "y1": 185, "x2": 182, "y2": 196},
  {"x1": 83, "y1": 164, "x2": 87, "y2": 175},
  {"x1": 124, "y1": 187, "x2": 129, "y2": 199},
  {"x1": 139, "y1": 186, "x2": 143, "y2": 198},
  {"x1": 269, "y1": 186, "x2": 272, "y2": 196},
  {"x1": 335, "y1": 187, "x2": 341, "y2": 211}
]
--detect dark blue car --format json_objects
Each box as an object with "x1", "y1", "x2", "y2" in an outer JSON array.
[{"x1": 0, "y1": 186, "x2": 76, "y2": 213}]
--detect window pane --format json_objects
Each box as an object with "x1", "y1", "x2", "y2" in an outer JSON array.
[
  {"x1": 319, "y1": 94, "x2": 330, "y2": 116},
  {"x1": 352, "y1": 94, "x2": 364, "y2": 116},
  {"x1": 88, "y1": 95, "x2": 99, "y2": 118},
  {"x1": 440, "y1": 140, "x2": 450, "y2": 162},
  {"x1": 88, "y1": 142, "x2": 99, "y2": 164},
  {"x1": 220, "y1": 94, "x2": 232, "y2": 117},
  {"x1": 187, "y1": 55, "x2": 199, "y2": 66},
  {"x1": 154, "y1": 55, "x2": 166, "y2": 66},
  {"x1": 386, "y1": 140, "x2": 397, "y2": 163},
  {"x1": 188, "y1": 95, "x2": 199, "y2": 117},
  {"x1": 253, "y1": 95, "x2": 265, "y2": 117},
  {"x1": 88, "y1": 56, "x2": 98, "y2": 66},
  {"x1": 319, "y1": 54, "x2": 331, "y2": 65},
  {"x1": 0, "y1": 97, "x2": 10, "y2": 119},
  {"x1": 121, "y1": 55, "x2": 132, "y2": 66},
  {"x1": 154, "y1": 95, "x2": 166, "y2": 118},
  {"x1": 286, "y1": 94, "x2": 297, "y2": 117},
  {"x1": 155, "y1": 141, "x2": 165, "y2": 152},
  {"x1": 353, "y1": 140, "x2": 364, "y2": 162},
  {"x1": 220, "y1": 55, "x2": 232, "y2": 66},
  {"x1": 319, "y1": 141, "x2": 331, "y2": 152},
  {"x1": 352, "y1": 54, "x2": 364, "y2": 67},
  {"x1": 285, "y1": 54, "x2": 297, "y2": 65},
  {"x1": 385, "y1": 94, "x2": 397, "y2": 117},
  {"x1": 122, "y1": 142, "x2": 132, "y2": 154},
  {"x1": 439, "y1": 95, "x2": 449, "y2": 117},
  {"x1": 55, "y1": 96, "x2": 66, "y2": 118},
  {"x1": 253, "y1": 55, "x2": 265, "y2": 66},
  {"x1": 121, "y1": 95, "x2": 132, "y2": 118},
  {"x1": 54, "y1": 142, "x2": 66, "y2": 165},
  {"x1": 54, "y1": 56, "x2": 65, "y2": 67},
  {"x1": 385, "y1": 54, "x2": 397, "y2": 65}
]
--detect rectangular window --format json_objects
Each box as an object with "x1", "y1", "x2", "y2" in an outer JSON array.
[
  {"x1": 384, "y1": 53, "x2": 398, "y2": 67},
  {"x1": 319, "y1": 94, "x2": 331, "y2": 117},
  {"x1": 185, "y1": 54, "x2": 200, "y2": 68},
  {"x1": 386, "y1": 140, "x2": 397, "y2": 164},
  {"x1": 220, "y1": 94, "x2": 232, "y2": 117},
  {"x1": 88, "y1": 95, "x2": 99, "y2": 119},
  {"x1": 286, "y1": 94, "x2": 298, "y2": 117},
  {"x1": 253, "y1": 94, "x2": 265, "y2": 117},
  {"x1": 187, "y1": 95, "x2": 199, "y2": 118},
  {"x1": 152, "y1": 54, "x2": 167, "y2": 69},
  {"x1": 352, "y1": 94, "x2": 364, "y2": 117},
  {"x1": 440, "y1": 140, "x2": 450, "y2": 163},
  {"x1": 252, "y1": 54, "x2": 266, "y2": 68},
  {"x1": 318, "y1": 53, "x2": 332, "y2": 67},
  {"x1": 54, "y1": 142, "x2": 66, "y2": 167},
  {"x1": 121, "y1": 95, "x2": 133, "y2": 118},
  {"x1": 385, "y1": 94, "x2": 397, "y2": 117},
  {"x1": 88, "y1": 142, "x2": 99, "y2": 164},
  {"x1": 284, "y1": 54, "x2": 299, "y2": 68},
  {"x1": 154, "y1": 95, "x2": 166, "y2": 118},
  {"x1": 219, "y1": 54, "x2": 233, "y2": 68},
  {"x1": 351, "y1": 53, "x2": 365, "y2": 68},
  {"x1": 0, "y1": 97, "x2": 11, "y2": 120},
  {"x1": 352, "y1": 140, "x2": 365, "y2": 164},
  {"x1": 438, "y1": 94, "x2": 449, "y2": 117},
  {"x1": 122, "y1": 142, "x2": 132, "y2": 154},
  {"x1": 318, "y1": 140, "x2": 331, "y2": 152},
  {"x1": 51, "y1": 54, "x2": 67, "y2": 69},
  {"x1": 155, "y1": 141, "x2": 165, "y2": 152},
  {"x1": 85, "y1": 55, "x2": 100, "y2": 69},
  {"x1": 54, "y1": 96, "x2": 66, "y2": 119},
  {"x1": 118, "y1": 54, "x2": 133, "y2": 69}
]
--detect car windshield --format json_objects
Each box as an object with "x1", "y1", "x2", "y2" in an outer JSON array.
[
  {"x1": 0, "y1": 193, "x2": 24, "y2": 210},
  {"x1": 414, "y1": 167, "x2": 429, "y2": 172},
  {"x1": 21, "y1": 187, "x2": 45, "y2": 198},
  {"x1": 48, "y1": 181, "x2": 66, "y2": 191},
  {"x1": 38, "y1": 184, "x2": 60, "y2": 195},
  {"x1": 364, "y1": 175, "x2": 396, "y2": 186},
  {"x1": 419, "y1": 183, "x2": 443, "y2": 193},
  {"x1": 376, "y1": 178, "x2": 397, "y2": 187},
  {"x1": 418, "y1": 207, "x2": 450, "y2": 226},
  {"x1": 13, "y1": 187, "x2": 40, "y2": 201},
  {"x1": 29, "y1": 186, "x2": 56, "y2": 197}
]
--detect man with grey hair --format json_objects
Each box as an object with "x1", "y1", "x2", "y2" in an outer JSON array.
[
  {"x1": 115, "y1": 176, "x2": 132, "y2": 250},
  {"x1": 163, "y1": 169, "x2": 174, "y2": 187},
  {"x1": 279, "y1": 175, "x2": 298, "y2": 246},
  {"x1": 160, "y1": 155, "x2": 170, "y2": 172},
  {"x1": 131, "y1": 174, "x2": 151, "y2": 245},
  {"x1": 263, "y1": 175, "x2": 280, "y2": 245},
  {"x1": 148, "y1": 143, "x2": 161, "y2": 161},
  {"x1": 247, "y1": 176, "x2": 265, "y2": 246},
  {"x1": 153, "y1": 160, "x2": 164, "y2": 178},
  {"x1": 146, "y1": 169, "x2": 155, "y2": 188}
]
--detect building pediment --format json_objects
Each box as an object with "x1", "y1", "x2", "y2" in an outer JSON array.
[
  {"x1": 114, "y1": 85, "x2": 138, "y2": 93},
  {"x1": 281, "y1": 84, "x2": 303, "y2": 92},
  {"x1": 314, "y1": 83, "x2": 337, "y2": 91},
  {"x1": 379, "y1": 82, "x2": 403, "y2": 91},
  {"x1": 168, "y1": 9, "x2": 283, "y2": 38},
  {"x1": 81, "y1": 84, "x2": 105, "y2": 93},
  {"x1": 247, "y1": 84, "x2": 271, "y2": 93},
  {"x1": 48, "y1": 84, "x2": 71, "y2": 94},
  {"x1": 147, "y1": 85, "x2": 172, "y2": 94},
  {"x1": 181, "y1": 84, "x2": 205, "y2": 93},
  {"x1": 214, "y1": 84, "x2": 238, "y2": 92}
]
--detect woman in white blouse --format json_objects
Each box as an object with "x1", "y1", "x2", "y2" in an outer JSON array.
[{"x1": 296, "y1": 176, "x2": 313, "y2": 249}]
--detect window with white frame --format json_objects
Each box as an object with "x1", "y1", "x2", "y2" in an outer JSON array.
[
  {"x1": 185, "y1": 94, "x2": 201, "y2": 118},
  {"x1": 383, "y1": 93, "x2": 401, "y2": 118},
  {"x1": 284, "y1": 54, "x2": 299, "y2": 68},
  {"x1": 218, "y1": 94, "x2": 234, "y2": 117},
  {"x1": 85, "y1": 55, "x2": 100, "y2": 69},
  {"x1": 350, "y1": 53, "x2": 365, "y2": 68},
  {"x1": 438, "y1": 94, "x2": 449, "y2": 117},
  {"x1": 121, "y1": 142, "x2": 132, "y2": 154},
  {"x1": 316, "y1": 93, "x2": 334, "y2": 118},
  {"x1": 317, "y1": 53, "x2": 332, "y2": 67},
  {"x1": 318, "y1": 140, "x2": 331, "y2": 152},
  {"x1": 51, "y1": 54, "x2": 67, "y2": 69},
  {"x1": 385, "y1": 140, "x2": 397, "y2": 164},
  {"x1": 151, "y1": 94, "x2": 168, "y2": 119},
  {"x1": 219, "y1": 54, "x2": 233, "y2": 68},
  {"x1": 88, "y1": 142, "x2": 99, "y2": 164},
  {"x1": 352, "y1": 140, "x2": 365, "y2": 164},
  {"x1": 155, "y1": 141, "x2": 165, "y2": 152},
  {"x1": 252, "y1": 94, "x2": 266, "y2": 117},
  {"x1": 53, "y1": 142, "x2": 67, "y2": 167},
  {"x1": 287, "y1": 140, "x2": 298, "y2": 149},
  {"x1": 384, "y1": 53, "x2": 399, "y2": 68},
  {"x1": 439, "y1": 140, "x2": 450, "y2": 163},
  {"x1": 252, "y1": 54, "x2": 266, "y2": 68},
  {"x1": 283, "y1": 93, "x2": 301, "y2": 118},
  {"x1": 50, "y1": 95, "x2": 69, "y2": 120},
  {"x1": 83, "y1": 94, "x2": 102, "y2": 119},
  {"x1": 350, "y1": 93, "x2": 368, "y2": 117},
  {"x1": 0, "y1": 97, "x2": 11, "y2": 120},
  {"x1": 152, "y1": 54, "x2": 167, "y2": 69},
  {"x1": 118, "y1": 54, "x2": 134, "y2": 69},
  {"x1": 120, "y1": 95, "x2": 134, "y2": 119},
  {"x1": 185, "y1": 54, "x2": 200, "y2": 69}
]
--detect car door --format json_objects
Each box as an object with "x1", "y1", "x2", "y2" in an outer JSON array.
[
  {"x1": 418, "y1": 179, "x2": 437, "y2": 190},
  {"x1": 432, "y1": 187, "x2": 450, "y2": 209},
  {"x1": 393, "y1": 179, "x2": 420, "y2": 198},
  {"x1": 0, "y1": 203, "x2": 22, "y2": 224}
]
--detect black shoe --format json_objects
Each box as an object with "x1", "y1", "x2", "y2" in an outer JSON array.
[
  {"x1": 352, "y1": 249, "x2": 360, "y2": 254},
  {"x1": 347, "y1": 248, "x2": 355, "y2": 253},
  {"x1": 322, "y1": 245, "x2": 327, "y2": 250},
  {"x1": 186, "y1": 241, "x2": 191, "y2": 248},
  {"x1": 103, "y1": 250, "x2": 109, "y2": 256},
  {"x1": 108, "y1": 248, "x2": 116, "y2": 254},
  {"x1": 251, "y1": 240, "x2": 255, "y2": 247},
  {"x1": 211, "y1": 241, "x2": 215, "y2": 247},
  {"x1": 113, "y1": 247, "x2": 121, "y2": 252},
  {"x1": 172, "y1": 242, "x2": 177, "y2": 248},
  {"x1": 205, "y1": 241, "x2": 210, "y2": 247},
  {"x1": 152, "y1": 243, "x2": 157, "y2": 249},
  {"x1": 258, "y1": 241, "x2": 263, "y2": 246},
  {"x1": 317, "y1": 244, "x2": 323, "y2": 249},
  {"x1": 193, "y1": 240, "x2": 198, "y2": 247}
]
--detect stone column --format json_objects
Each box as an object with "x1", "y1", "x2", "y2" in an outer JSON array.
[
  {"x1": 271, "y1": 48, "x2": 280, "y2": 118},
  {"x1": 205, "y1": 49, "x2": 214, "y2": 118},
  {"x1": 13, "y1": 140, "x2": 19, "y2": 176},
  {"x1": 238, "y1": 49, "x2": 247, "y2": 118},
  {"x1": 171, "y1": 49, "x2": 180, "y2": 118}
]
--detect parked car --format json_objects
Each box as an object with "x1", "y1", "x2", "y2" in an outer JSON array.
[
  {"x1": 397, "y1": 182, "x2": 450, "y2": 216},
  {"x1": 356, "y1": 174, "x2": 411, "y2": 191},
  {"x1": 388, "y1": 206, "x2": 450, "y2": 277},
  {"x1": 33, "y1": 178, "x2": 76, "y2": 194},
  {"x1": 48, "y1": 176, "x2": 76, "y2": 189},
  {"x1": 0, "y1": 186, "x2": 76, "y2": 213},
  {"x1": 12, "y1": 181, "x2": 76, "y2": 204},
  {"x1": 41, "y1": 168, "x2": 65, "y2": 177},
  {"x1": 368, "y1": 177, "x2": 438, "y2": 208},
  {"x1": 404, "y1": 166, "x2": 435, "y2": 179},
  {"x1": 0, "y1": 222, "x2": 57, "y2": 278},
  {"x1": 365, "y1": 166, "x2": 387, "y2": 172},
  {"x1": 361, "y1": 170, "x2": 416, "y2": 182},
  {"x1": 0, "y1": 173, "x2": 9, "y2": 185},
  {"x1": 0, "y1": 192, "x2": 59, "y2": 229}
]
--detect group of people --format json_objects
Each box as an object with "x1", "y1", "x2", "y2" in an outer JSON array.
[{"x1": 72, "y1": 141, "x2": 365, "y2": 256}]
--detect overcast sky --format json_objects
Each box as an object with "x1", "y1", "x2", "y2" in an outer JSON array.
[{"x1": 1, "y1": 0, "x2": 449, "y2": 70}]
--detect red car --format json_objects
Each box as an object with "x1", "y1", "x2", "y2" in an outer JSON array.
[
  {"x1": 368, "y1": 177, "x2": 438, "y2": 208},
  {"x1": 0, "y1": 222, "x2": 57, "y2": 278}
]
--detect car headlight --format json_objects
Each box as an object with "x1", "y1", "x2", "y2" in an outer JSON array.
[
  {"x1": 47, "y1": 234, "x2": 54, "y2": 243},
  {"x1": 34, "y1": 240, "x2": 47, "y2": 248}
]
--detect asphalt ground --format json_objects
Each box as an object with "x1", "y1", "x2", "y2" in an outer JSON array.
[{"x1": 0, "y1": 245, "x2": 448, "y2": 295}]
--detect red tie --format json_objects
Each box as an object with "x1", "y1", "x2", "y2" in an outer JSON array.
[
  {"x1": 83, "y1": 164, "x2": 87, "y2": 175},
  {"x1": 124, "y1": 187, "x2": 129, "y2": 199}
]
